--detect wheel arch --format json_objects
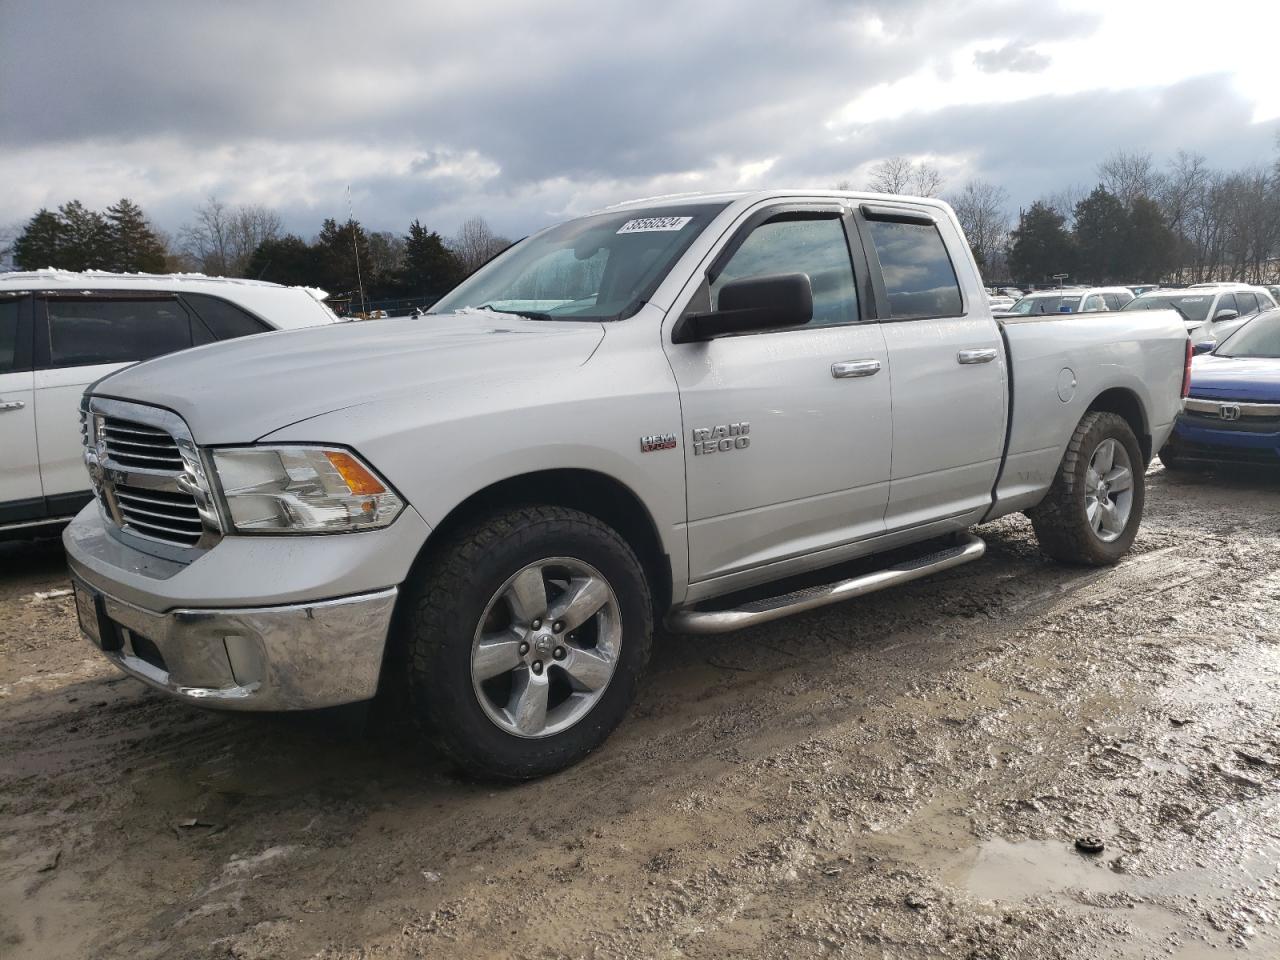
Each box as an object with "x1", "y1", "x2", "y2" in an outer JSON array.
[
  {"x1": 1086, "y1": 387, "x2": 1151, "y2": 463},
  {"x1": 408, "y1": 468, "x2": 672, "y2": 619}
]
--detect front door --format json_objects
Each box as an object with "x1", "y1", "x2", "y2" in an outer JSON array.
[
  {"x1": 858, "y1": 206, "x2": 1006, "y2": 531},
  {"x1": 663, "y1": 203, "x2": 893, "y2": 583}
]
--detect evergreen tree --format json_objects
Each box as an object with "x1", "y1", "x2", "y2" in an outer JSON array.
[
  {"x1": 1007, "y1": 202, "x2": 1075, "y2": 284},
  {"x1": 246, "y1": 234, "x2": 319, "y2": 287},
  {"x1": 1072, "y1": 187, "x2": 1129, "y2": 284},
  {"x1": 1125, "y1": 196, "x2": 1178, "y2": 282},
  {"x1": 401, "y1": 219, "x2": 463, "y2": 297},
  {"x1": 314, "y1": 218, "x2": 373, "y2": 304},
  {"x1": 12, "y1": 208, "x2": 65, "y2": 269},
  {"x1": 105, "y1": 198, "x2": 167, "y2": 273},
  {"x1": 56, "y1": 200, "x2": 112, "y2": 270}
]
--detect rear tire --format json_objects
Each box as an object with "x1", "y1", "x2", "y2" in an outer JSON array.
[
  {"x1": 397, "y1": 505, "x2": 652, "y2": 780},
  {"x1": 1027, "y1": 411, "x2": 1145, "y2": 566}
]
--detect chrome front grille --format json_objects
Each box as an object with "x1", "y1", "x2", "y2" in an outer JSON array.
[
  {"x1": 99, "y1": 417, "x2": 186, "y2": 471},
  {"x1": 113, "y1": 484, "x2": 206, "y2": 544},
  {"x1": 83, "y1": 397, "x2": 222, "y2": 553}
]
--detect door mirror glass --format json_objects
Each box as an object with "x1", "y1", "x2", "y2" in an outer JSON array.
[
  {"x1": 1213, "y1": 309, "x2": 1239, "y2": 323},
  {"x1": 677, "y1": 273, "x2": 813, "y2": 342}
]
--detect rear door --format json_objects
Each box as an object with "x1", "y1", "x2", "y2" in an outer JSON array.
[
  {"x1": 33, "y1": 294, "x2": 196, "y2": 500},
  {"x1": 857, "y1": 204, "x2": 1007, "y2": 531},
  {"x1": 0, "y1": 293, "x2": 42, "y2": 522},
  {"x1": 664, "y1": 201, "x2": 893, "y2": 583}
]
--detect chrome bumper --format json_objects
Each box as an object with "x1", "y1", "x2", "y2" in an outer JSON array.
[{"x1": 70, "y1": 575, "x2": 397, "y2": 710}]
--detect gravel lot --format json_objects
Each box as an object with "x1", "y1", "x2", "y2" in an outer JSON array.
[{"x1": 2, "y1": 463, "x2": 1279, "y2": 960}]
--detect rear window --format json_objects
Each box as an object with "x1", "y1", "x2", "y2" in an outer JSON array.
[
  {"x1": 864, "y1": 219, "x2": 963, "y2": 320},
  {"x1": 45, "y1": 298, "x2": 192, "y2": 368},
  {"x1": 183, "y1": 293, "x2": 271, "y2": 341},
  {"x1": 0, "y1": 299, "x2": 18, "y2": 372}
]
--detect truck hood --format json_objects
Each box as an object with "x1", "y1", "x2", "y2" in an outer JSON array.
[
  {"x1": 1188, "y1": 354, "x2": 1280, "y2": 403},
  {"x1": 92, "y1": 312, "x2": 606, "y2": 443}
]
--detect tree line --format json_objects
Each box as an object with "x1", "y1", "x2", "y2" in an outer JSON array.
[
  {"x1": 8, "y1": 141, "x2": 1279, "y2": 295},
  {"x1": 5, "y1": 196, "x2": 513, "y2": 310},
  {"x1": 859, "y1": 143, "x2": 1280, "y2": 286}
]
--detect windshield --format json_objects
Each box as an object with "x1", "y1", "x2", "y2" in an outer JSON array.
[
  {"x1": 1215, "y1": 311, "x2": 1280, "y2": 358},
  {"x1": 430, "y1": 203, "x2": 728, "y2": 321},
  {"x1": 1010, "y1": 295, "x2": 1082, "y2": 315},
  {"x1": 1120, "y1": 293, "x2": 1212, "y2": 324}
]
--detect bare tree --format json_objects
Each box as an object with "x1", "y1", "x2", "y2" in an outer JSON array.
[
  {"x1": 949, "y1": 180, "x2": 1010, "y2": 274},
  {"x1": 450, "y1": 216, "x2": 512, "y2": 275},
  {"x1": 1097, "y1": 150, "x2": 1165, "y2": 207},
  {"x1": 911, "y1": 162, "x2": 944, "y2": 199},
  {"x1": 867, "y1": 157, "x2": 915, "y2": 194},
  {"x1": 366, "y1": 230, "x2": 407, "y2": 285},
  {"x1": 0, "y1": 222, "x2": 18, "y2": 271},
  {"x1": 867, "y1": 157, "x2": 943, "y2": 197},
  {"x1": 180, "y1": 197, "x2": 283, "y2": 277}
]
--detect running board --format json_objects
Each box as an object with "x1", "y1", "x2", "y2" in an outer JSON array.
[{"x1": 666, "y1": 533, "x2": 986, "y2": 635}]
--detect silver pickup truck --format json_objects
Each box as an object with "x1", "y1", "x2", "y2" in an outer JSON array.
[{"x1": 63, "y1": 190, "x2": 1190, "y2": 779}]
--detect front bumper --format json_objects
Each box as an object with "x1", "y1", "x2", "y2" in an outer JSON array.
[
  {"x1": 1167, "y1": 419, "x2": 1280, "y2": 466},
  {"x1": 70, "y1": 575, "x2": 396, "y2": 710},
  {"x1": 63, "y1": 502, "x2": 428, "y2": 710}
]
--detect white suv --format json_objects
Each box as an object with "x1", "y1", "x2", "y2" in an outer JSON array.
[
  {"x1": 0, "y1": 271, "x2": 339, "y2": 539},
  {"x1": 1121, "y1": 283, "x2": 1277, "y2": 343}
]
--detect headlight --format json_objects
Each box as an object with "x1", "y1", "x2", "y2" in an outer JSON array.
[{"x1": 211, "y1": 446, "x2": 404, "y2": 534}]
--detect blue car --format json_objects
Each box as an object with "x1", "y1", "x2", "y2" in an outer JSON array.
[{"x1": 1161, "y1": 308, "x2": 1280, "y2": 469}]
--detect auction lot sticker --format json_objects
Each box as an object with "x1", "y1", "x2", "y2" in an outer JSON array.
[{"x1": 617, "y1": 217, "x2": 692, "y2": 234}]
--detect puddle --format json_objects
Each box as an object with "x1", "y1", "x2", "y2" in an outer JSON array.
[{"x1": 950, "y1": 837, "x2": 1126, "y2": 903}]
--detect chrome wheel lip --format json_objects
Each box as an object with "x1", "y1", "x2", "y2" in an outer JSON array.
[
  {"x1": 470, "y1": 556, "x2": 622, "y2": 740},
  {"x1": 1084, "y1": 437, "x2": 1134, "y2": 544}
]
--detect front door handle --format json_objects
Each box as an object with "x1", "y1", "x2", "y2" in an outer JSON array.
[
  {"x1": 831, "y1": 359, "x2": 881, "y2": 379},
  {"x1": 957, "y1": 348, "x2": 998, "y2": 365},
  {"x1": 0, "y1": 399, "x2": 26, "y2": 412}
]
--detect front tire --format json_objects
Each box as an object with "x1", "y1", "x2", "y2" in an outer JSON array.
[
  {"x1": 398, "y1": 505, "x2": 652, "y2": 780},
  {"x1": 1027, "y1": 411, "x2": 1145, "y2": 566}
]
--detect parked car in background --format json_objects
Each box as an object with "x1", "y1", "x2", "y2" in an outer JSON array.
[
  {"x1": 62, "y1": 189, "x2": 1188, "y2": 779},
  {"x1": 1001, "y1": 286, "x2": 1135, "y2": 316},
  {"x1": 1121, "y1": 284, "x2": 1276, "y2": 343},
  {"x1": 1, "y1": 271, "x2": 339, "y2": 539},
  {"x1": 988, "y1": 295, "x2": 1015, "y2": 312},
  {"x1": 1161, "y1": 308, "x2": 1280, "y2": 469},
  {"x1": 1128, "y1": 284, "x2": 1160, "y2": 296},
  {"x1": 1264, "y1": 285, "x2": 1280, "y2": 304}
]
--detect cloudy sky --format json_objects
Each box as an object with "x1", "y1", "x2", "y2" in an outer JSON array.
[{"x1": 2, "y1": 0, "x2": 1277, "y2": 241}]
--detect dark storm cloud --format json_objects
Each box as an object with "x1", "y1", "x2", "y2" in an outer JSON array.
[
  {"x1": 0, "y1": 0, "x2": 1272, "y2": 239},
  {"x1": 973, "y1": 43, "x2": 1051, "y2": 74}
]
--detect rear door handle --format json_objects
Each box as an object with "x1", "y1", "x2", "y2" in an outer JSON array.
[
  {"x1": 0, "y1": 399, "x2": 25, "y2": 412},
  {"x1": 831, "y1": 359, "x2": 881, "y2": 379},
  {"x1": 957, "y1": 348, "x2": 998, "y2": 365}
]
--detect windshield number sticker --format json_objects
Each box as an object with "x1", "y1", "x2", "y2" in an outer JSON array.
[{"x1": 617, "y1": 217, "x2": 692, "y2": 234}]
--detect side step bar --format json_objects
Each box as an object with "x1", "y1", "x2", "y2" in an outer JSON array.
[{"x1": 666, "y1": 533, "x2": 986, "y2": 635}]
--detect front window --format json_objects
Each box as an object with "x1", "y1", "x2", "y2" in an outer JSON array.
[
  {"x1": 430, "y1": 203, "x2": 728, "y2": 321},
  {"x1": 1120, "y1": 293, "x2": 1213, "y2": 324},
  {"x1": 713, "y1": 213, "x2": 859, "y2": 327},
  {"x1": 1011, "y1": 295, "x2": 1082, "y2": 315},
  {"x1": 1215, "y1": 312, "x2": 1280, "y2": 358}
]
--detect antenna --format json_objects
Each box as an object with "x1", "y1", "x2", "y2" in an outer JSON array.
[{"x1": 347, "y1": 184, "x2": 367, "y2": 316}]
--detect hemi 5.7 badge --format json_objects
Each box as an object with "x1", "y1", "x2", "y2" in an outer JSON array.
[{"x1": 641, "y1": 433, "x2": 678, "y2": 453}]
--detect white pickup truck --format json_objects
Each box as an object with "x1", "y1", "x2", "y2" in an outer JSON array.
[{"x1": 63, "y1": 191, "x2": 1190, "y2": 779}]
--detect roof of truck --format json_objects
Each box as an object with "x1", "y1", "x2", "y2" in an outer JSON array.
[
  {"x1": 0, "y1": 270, "x2": 339, "y2": 330},
  {"x1": 604, "y1": 189, "x2": 955, "y2": 213}
]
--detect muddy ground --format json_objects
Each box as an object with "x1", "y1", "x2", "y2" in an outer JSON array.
[{"x1": 2, "y1": 463, "x2": 1279, "y2": 960}]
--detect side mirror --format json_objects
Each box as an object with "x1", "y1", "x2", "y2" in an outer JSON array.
[
  {"x1": 1192, "y1": 340, "x2": 1215, "y2": 355},
  {"x1": 1213, "y1": 309, "x2": 1239, "y2": 323},
  {"x1": 674, "y1": 273, "x2": 813, "y2": 343}
]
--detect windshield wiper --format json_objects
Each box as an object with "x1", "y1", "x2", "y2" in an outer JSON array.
[{"x1": 475, "y1": 303, "x2": 556, "y2": 322}]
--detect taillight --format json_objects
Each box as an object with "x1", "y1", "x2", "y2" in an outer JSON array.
[{"x1": 1181, "y1": 338, "x2": 1193, "y2": 399}]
